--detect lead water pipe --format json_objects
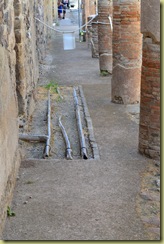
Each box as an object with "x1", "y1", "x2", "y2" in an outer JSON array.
[
  {"x1": 58, "y1": 116, "x2": 73, "y2": 160},
  {"x1": 73, "y1": 88, "x2": 88, "y2": 159},
  {"x1": 44, "y1": 90, "x2": 51, "y2": 158}
]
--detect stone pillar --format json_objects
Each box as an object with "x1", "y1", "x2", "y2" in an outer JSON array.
[
  {"x1": 98, "y1": 0, "x2": 113, "y2": 75},
  {"x1": 112, "y1": 0, "x2": 142, "y2": 104},
  {"x1": 82, "y1": 0, "x2": 89, "y2": 29},
  {"x1": 139, "y1": 0, "x2": 160, "y2": 159},
  {"x1": 87, "y1": 15, "x2": 99, "y2": 58},
  {"x1": 89, "y1": 0, "x2": 97, "y2": 15}
]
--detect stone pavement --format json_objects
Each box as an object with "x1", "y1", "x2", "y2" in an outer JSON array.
[{"x1": 2, "y1": 11, "x2": 160, "y2": 240}]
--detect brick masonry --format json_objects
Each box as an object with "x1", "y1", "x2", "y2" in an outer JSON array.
[
  {"x1": 111, "y1": 0, "x2": 142, "y2": 104},
  {"x1": 139, "y1": 0, "x2": 160, "y2": 159},
  {"x1": 98, "y1": 0, "x2": 113, "y2": 74}
]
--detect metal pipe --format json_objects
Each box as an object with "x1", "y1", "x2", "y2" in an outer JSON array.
[
  {"x1": 73, "y1": 88, "x2": 88, "y2": 159},
  {"x1": 78, "y1": 0, "x2": 81, "y2": 39},
  {"x1": 58, "y1": 116, "x2": 73, "y2": 160},
  {"x1": 44, "y1": 90, "x2": 51, "y2": 158}
]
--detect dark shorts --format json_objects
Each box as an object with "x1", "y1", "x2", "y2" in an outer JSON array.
[{"x1": 58, "y1": 5, "x2": 62, "y2": 14}]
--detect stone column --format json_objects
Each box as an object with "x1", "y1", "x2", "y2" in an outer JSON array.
[
  {"x1": 98, "y1": 0, "x2": 113, "y2": 75},
  {"x1": 82, "y1": 0, "x2": 89, "y2": 29},
  {"x1": 87, "y1": 15, "x2": 99, "y2": 58},
  {"x1": 112, "y1": 0, "x2": 142, "y2": 104},
  {"x1": 139, "y1": 0, "x2": 160, "y2": 159},
  {"x1": 89, "y1": 0, "x2": 97, "y2": 15}
]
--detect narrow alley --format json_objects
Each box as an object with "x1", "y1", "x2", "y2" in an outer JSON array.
[{"x1": 2, "y1": 9, "x2": 160, "y2": 240}]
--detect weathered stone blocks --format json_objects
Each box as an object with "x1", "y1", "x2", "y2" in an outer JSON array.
[
  {"x1": 0, "y1": 0, "x2": 53, "y2": 236},
  {"x1": 0, "y1": 1, "x2": 20, "y2": 236},
  {"x1": 14, "y1": 0, "x2": 39, "y2": 116}
]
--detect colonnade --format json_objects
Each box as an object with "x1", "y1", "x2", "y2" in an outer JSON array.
[{"x1": 86, "y1": 0, "x2": 160, "y2": 159}]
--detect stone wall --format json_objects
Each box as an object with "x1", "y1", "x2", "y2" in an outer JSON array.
[
  {"x1": 0, "y1": 0, "x2": 53, "y2": 236},
  {"x1": 139, "y1": 0, "x2": 160, "y2": 159},
  {"x1": 15, "y1": 0, "x2": 53, "y2": 117},
  {"x1": 35, "y1": 0, "x2": 53, "y2": 61},
  {"x1": 14, "y1": 0, "x2": 39, "y2": 117},
  {"x1": 0, "y1": 0, "x2": 20, "y2": 236}
]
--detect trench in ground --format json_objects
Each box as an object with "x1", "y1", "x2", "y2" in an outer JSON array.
[{"x1": 19, "y1": 85, "x2": 97, "y2": 160}]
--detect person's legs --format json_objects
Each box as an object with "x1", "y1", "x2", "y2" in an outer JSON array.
[
  {"x1": 63, "y1": 9, "x2": 66, "y2": 19},
  {"x1": 58, "y1": 5, "x2": 62, "y2": 19},
  {"x1": 63, "y1": 5, "x2": 66, "y2": 19}
]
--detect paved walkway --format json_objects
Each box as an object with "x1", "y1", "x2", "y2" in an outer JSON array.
[{"x1": 2, "y1": 12, "x2": 153, "y2": 240}]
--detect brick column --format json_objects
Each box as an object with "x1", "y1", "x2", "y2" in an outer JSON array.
[
  {"x1": 98, "y1": 0, "x2": 113, "y2": 74},
  {"x1": 112, "y1": 0, "x2": 142, "y2": 104},
  {"x1": 139, "y1": 0, "x2": 160, "y2": 159}
]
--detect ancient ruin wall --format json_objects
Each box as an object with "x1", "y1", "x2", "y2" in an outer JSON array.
[
  {"x1": 139, "y1": 0, "x2": 160, "y2": 159},
  {"x1": 112, "y1": 0, "x2": 142, "y2": 104},
  {"x1": 0, "y1": 0, "x2": 53, "y2": 235},
  {"x1": 14, "y1": 0, "x2": 53, "y2": 117},
  {"x1": 14, "y1": 0, "x2": 39, "y2": 117},
  {"x1": 35, "y1": 0, "x2": 53, "y2": 61},
  {"x1": 0, "y1": 0, "x2": 20, "y2": 235}
]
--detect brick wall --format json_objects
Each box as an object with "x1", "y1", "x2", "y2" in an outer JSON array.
[
  {"x1": 111, "y1": 0, "x2": 142, "y2": 104},
  {"x1": 139, "y1": 0, "x2": 160, "y2": 159}
]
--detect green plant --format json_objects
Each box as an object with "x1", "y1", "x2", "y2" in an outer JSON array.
[
  {"x1": 45, "y1": 81, "x2": 58, "y2": 93},
  {"x1": 56, "y1": 95, "x2": 63, "y2": 103},
  {"x1": 25, "y1": 180, "x2": 34, "y2": 184},
  {"x1": 100, "y1": 70, "x2": 110, "y2": 76},
  {"x1": 7, "y1": 206, "x2": 15, "y2": 217}
]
